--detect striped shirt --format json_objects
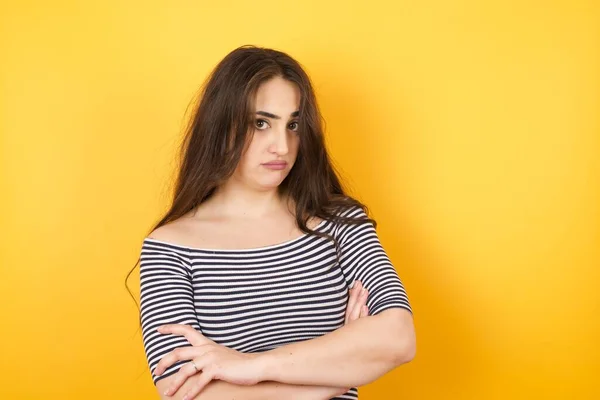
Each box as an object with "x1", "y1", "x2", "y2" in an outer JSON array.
[{"x1": 139, "y1": 207, "x2": 412, "y2": 399}]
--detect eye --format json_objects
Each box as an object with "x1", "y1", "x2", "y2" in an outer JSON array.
[
  {"x1": 254, "y1": 119, "x2": 270, "y2": 130},
  {"x1": 288, "y1": 121, "x2": 299, "y2": 131}
]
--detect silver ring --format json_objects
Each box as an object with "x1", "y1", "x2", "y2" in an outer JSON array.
[{"x1": 190, "y1": 361, "x2": 198, "y2": 372}]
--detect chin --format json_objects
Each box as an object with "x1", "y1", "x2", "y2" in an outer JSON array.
[
  {"x1": 256, "y1": 176, "x2": 288, "y2": 190},
  {"x1": 259, "y1": 181, "x2": 285, "y2": 190}
]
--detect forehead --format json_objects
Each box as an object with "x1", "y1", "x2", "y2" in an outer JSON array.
[{"x1": 254, "y1": 76, "x2": 301, "y2": 111}]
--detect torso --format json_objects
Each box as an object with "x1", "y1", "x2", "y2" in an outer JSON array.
[
  {"x1": 140, "y1": 204, "x2": 387, "y2": 400},
  {"x1": 141, "y1": 218, "x2": 359, "y2": 399}
]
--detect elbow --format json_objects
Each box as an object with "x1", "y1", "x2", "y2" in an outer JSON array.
[
  {"x1": 386, "y1": 310, "x2": 416, "y2": 366},
  {"x1": 374, "y1": 308, "x2": 416, "y2": 367},
  {"x1": 393, "y1": 332, "x2": 416, "y2": 365}
]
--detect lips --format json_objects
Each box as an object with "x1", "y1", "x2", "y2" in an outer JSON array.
[
  {"x1": 262, "y1": 161, "x2": 288, "y2": 170},
  {"x1": 263, "y1": 161, "x2": 287, "y2": 166}
]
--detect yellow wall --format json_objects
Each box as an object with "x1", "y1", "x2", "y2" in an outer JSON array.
[{"x1": 1, "y1": 1, "x2": 598, "y2": 399}]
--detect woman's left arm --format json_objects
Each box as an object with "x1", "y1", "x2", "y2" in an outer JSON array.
[
  {"x1": 257, "y1": 298, "x2": 415, "y2": 388},
  {"x1": 257, "y1": 206, "x2": 416, "y2": 388}
]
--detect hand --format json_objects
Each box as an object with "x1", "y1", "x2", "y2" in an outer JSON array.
[
  {"x1": 345, "y1": 280, "x2": 369, "y2": 325},
  {"x1": 154, "y1": 324, "x2": 262, "y2": 399},
  {"x1": 324, "y1": 280, "x2": 370, "y2": 397}
]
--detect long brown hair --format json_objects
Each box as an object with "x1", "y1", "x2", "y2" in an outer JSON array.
[{"x1": 126, "y1": 45, "x2": 375, "y2": 312}]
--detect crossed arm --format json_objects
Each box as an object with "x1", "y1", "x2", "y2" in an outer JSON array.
[{"x1": 154, "y1": 307, "x2": 415, "y2": 400}]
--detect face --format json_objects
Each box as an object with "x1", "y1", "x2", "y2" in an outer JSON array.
[{"x1": 230, "y1": 76, "x2": 301, "y2": 191}]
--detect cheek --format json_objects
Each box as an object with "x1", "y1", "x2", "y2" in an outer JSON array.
[
  {"x1": 236, "y1": 148, "x2": 256, "y2": 174},
  {"x1": 291, "y1": 137, "x2": 301, "y2": 157},
  {"x1": 239, "y1": 153, "x2": 257, "y2": 173},
  {"x1": 241, "y1": 137, "x2": 262, "y2": 164}
]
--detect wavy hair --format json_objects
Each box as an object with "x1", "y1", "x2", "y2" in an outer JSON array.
[{"x1": 126, "y1": 45, "x2": 375, "y2": 313}]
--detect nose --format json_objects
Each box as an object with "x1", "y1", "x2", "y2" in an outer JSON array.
[{"x1": 269, "y1": 127, "x2": 289, "y2": 156}]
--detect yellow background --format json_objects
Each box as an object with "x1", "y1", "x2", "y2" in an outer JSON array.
[{"x1": 1, "y1": 1, "x2": 598, "y2": 399}]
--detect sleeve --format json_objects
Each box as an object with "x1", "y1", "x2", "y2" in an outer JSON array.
[
  {"x1": 139, "y1": 239, "x2": 202, "y2": 384},
  {"x1": 336, "y1": 207, "x2": 412, "y2": 316}
]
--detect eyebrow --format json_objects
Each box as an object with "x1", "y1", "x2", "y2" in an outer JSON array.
[{"x1": 256, "y1": 110, "x2": 300, "y2": 119}]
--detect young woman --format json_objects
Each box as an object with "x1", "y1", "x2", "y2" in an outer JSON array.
[{"x1": 136, "y1": 45, "x2": 415, "y2": 400}]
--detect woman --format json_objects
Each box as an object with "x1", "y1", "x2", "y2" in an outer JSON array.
[{"x1": 136, "y1": 45, "x2": 415, "y2": 400}]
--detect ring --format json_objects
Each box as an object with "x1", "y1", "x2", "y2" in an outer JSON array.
[{"x1": 190, "y1": 361, "x2": 198, "y2": 372}]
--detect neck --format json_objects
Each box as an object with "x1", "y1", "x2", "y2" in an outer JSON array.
[{"x1": 207, "y1": 180, "x2": 291, "y2": 220}]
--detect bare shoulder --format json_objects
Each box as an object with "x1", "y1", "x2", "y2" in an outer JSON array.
[{"x1": 146, "y1": 212, "x2": 199, "y2": 245}]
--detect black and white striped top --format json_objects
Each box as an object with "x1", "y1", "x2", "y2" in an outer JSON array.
[{"x1": 139, "y1": 207, "x2": 412, "y2": 399}]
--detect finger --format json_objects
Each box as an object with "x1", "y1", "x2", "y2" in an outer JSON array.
[
  {"x1": 155, "y1": 345, "x2": 209, "y2": 376},
  {"x1": 182, "y1": 369, "x2": 214, "y2": 400},
  {"x1": 347, "y1": 283, "x2": 366, "y2": 324},
  {"x1": 345, "y1": 281, "x2": 362, "y2": 324},
  {"x1": 350, "y1": 287, "x2": 368, "y2": 322},
  {"x1": 163, "y1": 360, "x2": 200, "y2": 397},
  {"x1": 344, "y1": 287, "x2": 353, "y2": 324},
  {"x1": 359, "y1": 305, "x2": 369, "y2": 318},
  {"x1": 157, "y1": 324, "x2": 207, "y2": 346}
]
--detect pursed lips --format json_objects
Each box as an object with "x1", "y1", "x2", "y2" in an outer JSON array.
[
  {"x1": 262, "y1": 160, "x2": 287, "y2": 166},
  {"x1": 262, "y1": 160, "x2": 288, "y2": 169}
]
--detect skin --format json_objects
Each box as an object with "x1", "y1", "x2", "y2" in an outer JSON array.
[
  {"x1": 148, "y1": 76, "x2": 415, "y2": 399},
  {"x1": 229, "y1": 75, "x2": 301, "y2": 193}
]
